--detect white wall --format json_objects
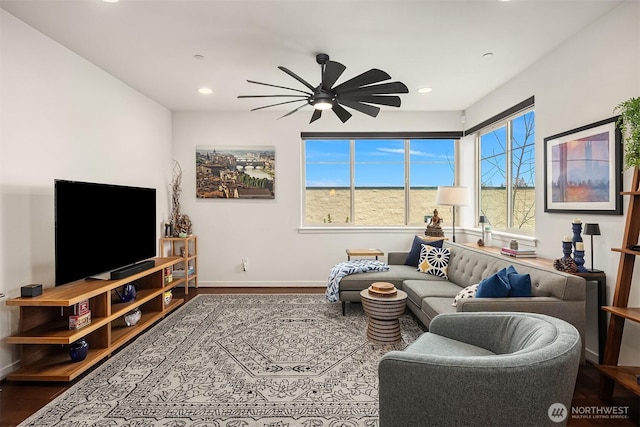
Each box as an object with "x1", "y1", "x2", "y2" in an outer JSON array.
[
  {"x1": 172, "y1": 110, "x2": 463, "y2": 286},
  {"x1": 464, "y1": 0, "x2": 640, "y2": 365},
  {"x1": 0, "y1": 11, "x2": 173, "y2": 378}
]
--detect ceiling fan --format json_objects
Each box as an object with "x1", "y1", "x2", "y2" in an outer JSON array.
[{"x1": 238, "y1": 53, "x2": 409, "y2": 123}]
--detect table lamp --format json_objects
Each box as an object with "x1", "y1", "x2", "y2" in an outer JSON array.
[
  {"x1": 435, "y1": 186, "x2": 469, "y2": 242},
  {"x1": 584, "y1": 223, "x2": 602, "y2": 272}
]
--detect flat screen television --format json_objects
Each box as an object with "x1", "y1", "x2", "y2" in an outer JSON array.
[{"x1": 55, "y1": 179, "x2": 157, "y2": 286}]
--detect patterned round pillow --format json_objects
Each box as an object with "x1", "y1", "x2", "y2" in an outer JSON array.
[{"x1": 452, "y1": 284, "x2": 479, "y2": 307}]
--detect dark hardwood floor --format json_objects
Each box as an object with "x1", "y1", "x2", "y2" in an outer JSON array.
[{"x1": 1, "y1": 287, "x2": 638, "y2": 426}]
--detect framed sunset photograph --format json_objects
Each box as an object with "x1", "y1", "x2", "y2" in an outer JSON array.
[{"x1": 544, "y1": 116, "x2": 622, "y2": 214}]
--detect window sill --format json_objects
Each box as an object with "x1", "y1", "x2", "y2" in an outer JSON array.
[{"x1": 298, "y1": 226, "x2": 425, "y2": 234}]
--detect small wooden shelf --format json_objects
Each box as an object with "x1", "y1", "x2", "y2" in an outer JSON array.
[
  {"x1": 599, "y1": 166, "x2": 640, "y2": 399},
  {"x1": 602, "y1": 306, "x2": 640, "y2": 323},
  {"x1": 5, "y1": 257, "x2": 185, "y2": 382},
  {"x1": 596, "y1": 365, "x2": 640, "y2": 396},
  {"x1": 159, "y1": 236, "x2": 198, "y2": 294}
]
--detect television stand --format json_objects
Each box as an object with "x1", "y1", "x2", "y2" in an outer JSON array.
[
  {"x1": 5, "y1": 257, "x2": 185, "y2": 382},
  {"x1": 110, "y1": 259, "x2": 156, "y2": 280}
]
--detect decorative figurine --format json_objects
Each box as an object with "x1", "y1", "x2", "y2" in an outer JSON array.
[{"x1": 425, "y1": 209, "x2": 445, "y2": 238}]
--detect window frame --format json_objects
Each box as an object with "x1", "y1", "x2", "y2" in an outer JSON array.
[
  {"x1": 468, "y1": 98, "x2": 536, "y2": 235},
  {"x1": 301, "y1": 132, "x2": 462, "y2": 229}
]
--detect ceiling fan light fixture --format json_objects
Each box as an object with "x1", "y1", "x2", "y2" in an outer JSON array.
[{"x1": 312, "y1": 92, "x2": 333, "y2": 110}]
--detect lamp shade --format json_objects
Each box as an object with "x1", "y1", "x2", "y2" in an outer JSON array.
[
  {"x1": 436, "y1": 186, "x2": 469, "y2": 206},
  {"x1": 584, "y1": 223, "x2": 601, "y2": 236}
]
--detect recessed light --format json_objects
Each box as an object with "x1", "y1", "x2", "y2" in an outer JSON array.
[
  {"x1": 417, "y1": 87, "x2": 432, "y2": 94},
  {"x1": 198, "y1": 88, "x2": 213, "y2": 95},
  {"x1": 102, "y1": 0, "x2": 119, "y2": 3},
  {"x1": 482, "y1": 52, "x2": 494, "y2": 59}
]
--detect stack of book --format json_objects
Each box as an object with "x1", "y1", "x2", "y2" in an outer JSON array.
[{"x1": 500, "y1": 247, "x2": 537, "y2": 258}]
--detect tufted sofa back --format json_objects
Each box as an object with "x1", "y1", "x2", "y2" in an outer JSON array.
[{"x1": 443, "y1": 241, "x2": 585, "y2": 301}]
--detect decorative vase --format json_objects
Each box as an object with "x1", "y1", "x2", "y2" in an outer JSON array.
[
  {"x1": 115, "y1": 284, "x2": 137, "y2": 303},
  {"x1": 124, "y1": 307, "x2": 142, "y2": 327},
  {"x1": 574, "y1": 250, "x2": 587, "y2": 273},
  {"x1": 69, "y1": 338, "x2": 89, "y2": 362},
  {"x1": 572, "y1": 223, "x2": 583, "y2": 251},
  {"x1": 164, "y1": 291, "x2": 173, "y2": 306}
]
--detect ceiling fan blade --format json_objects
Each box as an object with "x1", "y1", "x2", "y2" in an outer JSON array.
[
  {"x1": 250, "y1": 99, "x2": 307, "y2": 111},
  {"x1": 338, "y1": 99, "x2": 380, "y2": 117},
  {"x1": 279, "y1": 102, "x2": 309, "y2": 119},
  {"x1": 338, "y1": 94, "x2": 402, "y2": 107},
  {"x1": 278, "y1": 66, "x2": 316, "y2": 91},
  {"x1": 239, "y1": 95, "x2": 309, "y2": 98},
  {"x1": 340, "y1": 81, "x2": 409, "y2": 96},
  {"x1": 246, "y1": 80, "x2": 312, "y2": 95},
  {"x1": 332, "y1": 103, "x2": 352, "y2": 123},
  {"x1": 333, "y1": 69, "x2": 391, "y2": 94},
  {"x1": 322, "y1": 60, "x2": 346, "y2": 91},
  {"x1": 310, "y1": 109, "x2": 322, "y2": 123}
]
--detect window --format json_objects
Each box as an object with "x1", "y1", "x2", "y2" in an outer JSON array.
[
  {"x1": 478, "y1": 108, "x2": 535, "y2": 233},
  {"x1": 303, "y1": 134, "x2": 458, "y2": 226}
]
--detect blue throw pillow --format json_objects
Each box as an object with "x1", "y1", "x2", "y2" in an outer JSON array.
[
  {"x1": 405, "y1": 236, "x2": 443, "y2": 267},
  {"x1": 508, "y1": 272, "x2": 532, "y2": 297},
  {"x1": 476, "y1": 267, "x2": 511, "y2": 298}
]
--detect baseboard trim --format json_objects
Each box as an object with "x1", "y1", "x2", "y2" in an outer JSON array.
[
  {"x1": 197, "y1": 281, "x2": 326, "y2": 287},
  {"x1": 0, "y1": 359, "x2": 21, "y2": 381}
]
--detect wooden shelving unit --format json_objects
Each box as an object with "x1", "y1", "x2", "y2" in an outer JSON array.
[
  {"x1": 159, "y1": 235, "x2": 197, "y2": 294},
  {"x1": 597, "y1": 166, "x2": 640, "y2": 398},
  {"x1": 5, "y1": 257, "x2": 185, "y2": 382}
]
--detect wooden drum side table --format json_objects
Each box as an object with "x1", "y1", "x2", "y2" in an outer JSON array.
[{"x1": 360, "y1": 288, "x2": 408, "y2": 344}]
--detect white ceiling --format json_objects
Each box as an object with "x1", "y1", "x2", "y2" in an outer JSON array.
[{"x1": 1, "y1": 0, "x2": 624, "y2": 113}]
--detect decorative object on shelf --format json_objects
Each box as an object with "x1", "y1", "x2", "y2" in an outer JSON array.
[
  {"x1": 164, "y1": 267, "x2": 173, "y2": 284},
  {"x1": 435, "y1": 186, "x2": 469, "y2": 242},
  {"x1": 164, "y1": 222, "x2": 172, "y2": 238},
  {"x1": 425, "y1": 209, "x2": 444, "y2": 238},
  {"x1": 171, "y1": 160, "x2": 193, "y2": 236},
  {"x1": 571, "y1": 219, "x2": 583, "y2": 251},
  {"x1": 509, "y1": 239, "x2": 519, "y2": 250},
  {"x1": 124, "y1": 307, "x2": 142, "y2": 327},
  {"x1": 562, "y1": 236, "x2": 573, "y2": 261},
  {"x1": 115, "y1": 283, "x2": 137, "y2": 303},
  {"x1": 544, "y1": 116, "x2": 622, "y2": 215},
  {"x1": 20, "y1": 283, "x2": 43, "y2": 298},
  {"x1": 164, "y1": 290, "x2": 173, "y2": 306},
  {"x1": 574, "y1": 249, "x2": 587, "y2": 273},
  {"x1": 69, "y1": 338, "x2": 89, "y2": 363},
  {"x1": 553, "y1": 257, "x2": 577, "y2": 273},
  {"x1": 484, "y1": 226, "x2": 493, "y2": 247},
  {"x1": 614, "y1": 96, "x2": 640, "y2": 170},
  {"x1": 477, "y1": 215, "x2": 486, "y2": 246},
  {"x1": 69, "y1": 305, "x2": 92, "y2": 330},
  {"x1": 584, "y1": 223, "x2": 602, "y2": 272}
]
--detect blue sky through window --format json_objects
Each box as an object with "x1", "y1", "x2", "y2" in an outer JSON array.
[{"x1": 305, "y1": 139, "x2": 455, "y2": 187}]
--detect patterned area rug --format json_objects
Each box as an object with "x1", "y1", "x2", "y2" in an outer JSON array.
[{"x1": 20, "y1": 294, "x2": 424, "y2": 427}]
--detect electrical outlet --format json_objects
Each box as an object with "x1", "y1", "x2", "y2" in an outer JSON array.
[{"x1": 242, "y1": 258, "x2": 248, "y2": 271}]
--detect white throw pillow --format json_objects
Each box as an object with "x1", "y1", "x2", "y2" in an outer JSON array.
[{"x1": 452, "y1": 284, "x2": 479, "y2": 307}]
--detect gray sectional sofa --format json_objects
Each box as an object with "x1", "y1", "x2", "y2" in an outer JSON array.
[{"x1": 338, "y1": 240, "x2": 586, "y2": 350}]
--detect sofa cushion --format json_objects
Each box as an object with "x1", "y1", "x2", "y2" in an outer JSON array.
[
  {"x1": 403, "y1": 332, "x2": 496, "y2": 357},
  {"x1": 452, "y1": 284, "x2": 479, "y2": 307},
  {"x1": 405, "y1": 236, "x2": 443, "y2": 267},
  {"x1": 418, "y1": 246, "x2": 450, "y2": 279},
  {"x1": 476, "y1": 267, "x2": 511, "y2": 298},
  {"x1": 402, "y1": 279, "x2": 458, "y2": 310},
  {"x1": 422, "y1": 296, "x2": 457, "y2": 321},
  {"x1": 338, "y1": 264, "x2": 428, "y2": 291}
]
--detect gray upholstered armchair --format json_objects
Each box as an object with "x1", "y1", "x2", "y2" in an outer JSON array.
[{"x1": 378, "y1": 312, "x2": 581, "y2": 427}]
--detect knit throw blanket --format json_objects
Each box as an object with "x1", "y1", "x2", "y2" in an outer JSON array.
[{"x1": 325, "y1": 259, "x2": 390, "y2": 302}]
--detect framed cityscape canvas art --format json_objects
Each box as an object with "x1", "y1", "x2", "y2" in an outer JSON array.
[
  {"x1": 196, "y1": 146, "x2": 275, "y2": 199},
  {"x1": 544, "y1": 116, "x2": 622, "y2": 215}
]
